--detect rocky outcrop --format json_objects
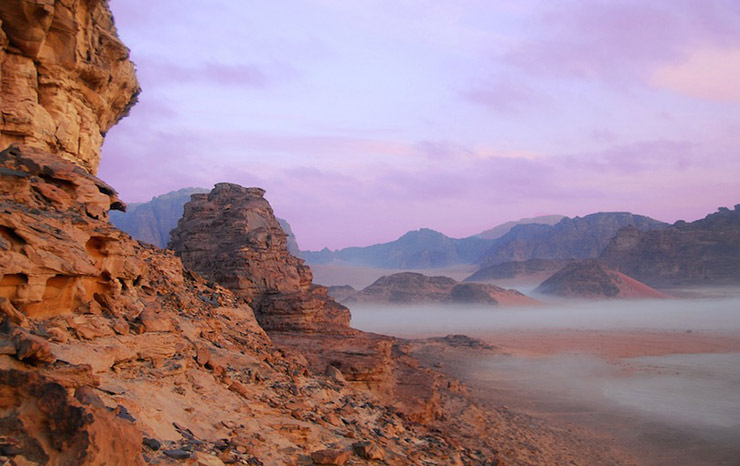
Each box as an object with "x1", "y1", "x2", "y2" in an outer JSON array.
[
  {"x1": 535, "y1": 261, "x2": 667, "y2": 299},
  {"x1": 344, "y1": 272, "x2": 537, "y2": 306},
  {"x1": 0, "y1": 0, "x2": 139, "y2": 173},
  {"x1": 600, "y1": 206, "x2": 740, "y2": 287},
  {"x1": 0, "y1": 144, "x2": 518, "y2": 465},
  {"x1": 169, "y1": 183, "x2": 350, "y2": 334},
  {"x1": 109, "y1": 187, "x2": 302, "y2": 254},
  {"x1": 479, "y1": 212, "x2": 668, "y2": 267}
]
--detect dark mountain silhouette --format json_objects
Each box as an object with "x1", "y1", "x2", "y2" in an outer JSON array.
[
  {"x1": 478, "y1": 212, "x2": 668, "y2": 266},
  {"x1": 600, "y1": 205, "x2": 740, "y2": 287},
  {"x1": 302, "y1": 228, "x2": 493, "y2": 268}
]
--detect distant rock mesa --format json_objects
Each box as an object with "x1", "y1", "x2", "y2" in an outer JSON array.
[
  {"x1": 535, "y1": 261, "x2": 667, "y2": 299},
  {"x1": 345, "y1": 271, "x2": 537, "y2": 306}
]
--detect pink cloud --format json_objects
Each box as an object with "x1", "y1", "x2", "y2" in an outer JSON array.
[{"x1": 505, "y1": 0, "x2": 740, "y2": 84}]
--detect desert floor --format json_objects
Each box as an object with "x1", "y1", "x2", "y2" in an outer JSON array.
[{"x1": 351, "y1": 297, "x2": 740, "y2": 465}]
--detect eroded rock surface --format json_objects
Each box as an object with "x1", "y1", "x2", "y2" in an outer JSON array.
[
  {"x1": 169, "y1": 183, "x2": 351, "y2": 334},
  {"x1": 0, "y1": 0, "x2": 139, "y2": 173},
  {"x1": 0, "y1": 144, "x2": 517, "y2": 465}
]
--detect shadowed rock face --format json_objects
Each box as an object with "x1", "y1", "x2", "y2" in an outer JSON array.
[
  {"x1": 169, "y1": 183, "x2": 351, "y2": 334},
  {"x1": 0, "y1": 0, "x2": 139, "y2": 173},
  {"x1": 479, "y1": 212, "x2": 668, "y2": 267},
  {"x1": 600, "y1": 206, "x2": 740, "y2": 287},
  {"x1": 536, "y1": 261, "x2": 667, "y2": 299}
]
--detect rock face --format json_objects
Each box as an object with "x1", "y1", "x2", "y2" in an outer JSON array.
[
  {"x1": 600, "y1": 206, "x2": 740, "y2": 287},
  {"x1": 344, "y1": 272, "x2": 537, "y2": 306},
  {"x1": 479, "y1": 212, "x2": 668, "y2": 266},
  {"x1": 535, "y1": 261, "x2": 667, "y2": 299},
  {"x1": 169, "y1": 183, "x2": 350, "y2": 334},
  {"x1": 109, "y1": 187, "x2": 302, "y2": 254},
  {"x1": 0, "y1": 144, "x2": 518, "y2": 465},
  {"x1": 0, "y1": 0, "x2": 139, "y2": 173}
]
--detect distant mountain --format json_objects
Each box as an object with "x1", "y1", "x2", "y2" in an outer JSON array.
[
  {"x1": 476, "y1": 215, "x2": 566, "y2": 240},
  {"x1": 479, "y1": 212, "x2": 668, "y2": 267},
  {"x1": 110, "y1": 187, "x2": 208, "y2": 248},
  {"x1": 342, "y1": 272, "x2": 536, "y2": 306},
  {"x1": 110, "y1": 187, "x2": 302, "y2": 256},
  {"x1": 600, "y1": 205, "x2": 740, "y2": 287},
  {"x1": 465, "y1": 259, "x2": 573, "y2": 282},
  {"x1": 302, "y1": 228, "x2": 493, "y2": 268},
  {"x1": 535, "y1": 261, "x2": 667, "y2": 299},
  {"x1": 303, "y1": 212, "x2": 667, "y2": 270}
]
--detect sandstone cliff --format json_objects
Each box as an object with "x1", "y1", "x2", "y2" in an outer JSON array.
[
  {"x1": 0, "y1": 143, "x2": 523, "y2": 465},
  {"x1": 600, "y1": 205, "x2": 740, "y2": 287},
  {"x1": 344, "y1": 271, "x2": 538, "y2": 306},
  {"x1": 0, "y1": 0, "x2": 139, "y2": 173},
  {"x1": 535, "y1": 261, "x2": 668, "y2": 299}
]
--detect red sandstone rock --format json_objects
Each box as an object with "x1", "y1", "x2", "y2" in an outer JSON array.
[
  {"x1": 169, "y1": 183, "x2": 351, "y2": 334},
  {"x1": 310, "y1": 448, "x2": 350, "y2": 465},
  {"x1": 0, "y1": 1, "x2": 139, "y2": 173}
]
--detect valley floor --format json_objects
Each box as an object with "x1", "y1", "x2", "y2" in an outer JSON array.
[
  {"x1": 351, "y1": 296, "x2": 740, "y2": 465},
  {"x1": 408, "y1": 329, "x2": 740, "y2": 466}
]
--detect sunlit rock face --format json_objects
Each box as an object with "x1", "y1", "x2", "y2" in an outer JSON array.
[{"x1": 0, "y1": 0, "x2": 139, "y2": 174}]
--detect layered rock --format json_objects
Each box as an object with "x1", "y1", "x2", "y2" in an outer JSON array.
[
  {"x1": 600, "y1": 206, "x2": 740, "y2": 287},
  {"x1": 0, "y1": 0, "x2": 139, "y2": 173},
  {"x1": 535, "y1": 261, "x2": 667, "y2": 299},
  {"x1": 169, "y1": 183, "x2": 350, "y2": 334},
  {"x1": 0, "y1": 144, "x2": 516, "y2": 465},
  {"x1": 108, "y1": 186, "x2": 302, "y2": 253},
  {"x1": 344, "y1": 271, "x2": 537, "y2": 306}
]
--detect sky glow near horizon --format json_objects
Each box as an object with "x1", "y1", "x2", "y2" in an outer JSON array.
[{"x1": 99, "y1": 0, "x2": 740, "y2": 250}]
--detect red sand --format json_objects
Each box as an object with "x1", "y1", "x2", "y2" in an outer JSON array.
[{"x1": 471, "y1": 328, "x2": 740, "y2": 360}]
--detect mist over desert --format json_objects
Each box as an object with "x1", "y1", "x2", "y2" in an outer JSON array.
[{"x1": 350, "y1": 294, "x2": 740, "y2": 465}]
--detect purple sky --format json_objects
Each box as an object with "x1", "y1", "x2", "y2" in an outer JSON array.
[{"x1": 99, "y1": 0, "x2": 740, "y2": 250}]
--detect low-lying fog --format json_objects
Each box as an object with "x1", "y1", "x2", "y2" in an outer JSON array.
[
  {"x1": 349, "y1": 296, "x2": 740, "y2": 336},
  {"x1": 350, "y1": 296, "x2": 740, "y2": 465}
]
